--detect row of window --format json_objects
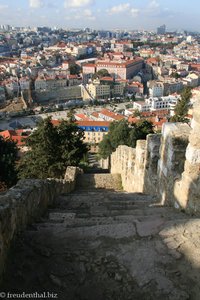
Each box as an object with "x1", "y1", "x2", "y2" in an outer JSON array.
[
  {"x1": 87, "y1": 137, "x2": 102, "y2": 141},
  {"x1": 80, "y1": 127, "x2": 108, "y2": 131},
  {"x1": 87, "y1": 132, "x2": 105, "y2": 136}
]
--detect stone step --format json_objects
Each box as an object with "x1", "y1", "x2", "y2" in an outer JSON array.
[
  {"x1": 44, "y1": 205, "x2": 180, "y2": 227},
  {"x1": 58, "y1": 191, "x2": 154, "y2": 203},
  {"x1": 43, "y1": 212, "x2": 166, "y2": 228},
  {"x1": 2, "y1": 184, "x2": 194, "y2": 300},
  {"x1": 76, "y1": 173, "x2": 122, "y2": 190},
  {"x1": 26, "y1": 222, "x2": 137, "y2": 240}
]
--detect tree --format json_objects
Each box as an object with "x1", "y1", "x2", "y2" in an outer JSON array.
[
  {"x1": 170, "y1": 72, "x2": 180, "y2": 79},
  {"x1": 133, "y1": 120, "x2": 155, "y2": 140},
  {"x1": 131, "y1": 94, "x2": 136, "y2": 101},
  {"x1": 133, "y1": 109, "x2": 141, "y2": 117},
  {"x1": 98, "y1": 119, "x2": 154, "y2": 159},
  {"x1": 0, "y1": 136, "x2": 18, "y2": 188},
  {"x1": 69, "y1": 64, "x2": 80, "y2": 75},
  {"x1": 18, "y1": 117, "x2": 88, "y2": 179},
  {"x1": 170, "y1": 87, "x2": 192, "y2": 123},
  {"x1": 67, "y1": 108, "x2": 75, "y2": 122},
  {"x1": 98, "y1": 135, "x2": 114, "y2": 159},
  {"x1": 92, "y1": 69, "x2": 111, "y2": 80}
]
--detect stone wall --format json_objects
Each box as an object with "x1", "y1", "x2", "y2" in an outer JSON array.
[
  {"x1": 158, "y1": 123, "x2": 191, "y2": 205},
  {"x1": 110, "y1": 123, "x2": 191, "y2": 204},
  {"x1": 111, "y1": 145, "x2": 136, "y2": 192},
  {"x1": 143, "y1": 134, "x2": 162, "y2": 196},
  {"x1": 0, "y1": 166, "x2": 80, "y2": 281},
  {"x1": 174, "y1": 98, "x2": 200, "y2": 214},
  {"x1": 34, "y1": 86, "x2": 82, "y2": 103},
  {"x1": 111, "y1": 141, "x2": 146, "y2": 193}
]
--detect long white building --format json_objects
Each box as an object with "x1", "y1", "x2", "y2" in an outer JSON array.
[{"x1": 133, "y1": 95, "x2": 181, "y2": 112}]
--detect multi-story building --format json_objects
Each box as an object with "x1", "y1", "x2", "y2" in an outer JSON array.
[
  {"x1": 46, "y1": 77, "x2": 67, "y2": 90},
  {"x1": 71, "y1": 45, "x2": 88, "y2": 58},
  {"x1": 157, "y1": 24, "x2": 166, "y2": 35},
  {"x1": 98, "y1": 109, "x2": 124, "y2": 122},
  {"x1": 67, "y1": 75, "x2": 82, "y2": 86},
  {"x1": 113, "y1": 83, "x2": 124, "y2": 96},
  {"x1": 133, "y1": 101, "x2": 152, "y2": 112},
  {"x1": 127, "y1": 81, "x2": 144, "y2": 95},
  {"x1": 148, "y1": 81, "x2": 164, "y2": 97},
  {"x1": 4, "y1": 79, "x2": 19, "y2": 96},
  {"x1": 19, "y1": 77, "x2": 30, "y2": 90},
  {"x1": 0, "y1": 87, "x2": 6, "y2": 104},
  {"x1": 86, "y1": 82, "x2": 110, "y2": 100},
  {"x1": 111, "y1": 41, "x2": 133, "y2": 52},
  {"x1": 163, "y1": 80, "x2": 184, "y2": 95},
  {"x1": 76, "y1": 120, "x2": 111, "y2": 152},
  {"x1": 96, "y1": 57, "x2": 144, "y2": 80},
  {"x1": 34, "y1": 77, "x2": 47, "y2": 91},
  {"x1": 82, "y1": 79, "x2": 124, "y2": 100},
  {"x1": 82, "y1": 63, "x2": 96, "y2": 84},
  {"x1": 183, "y1": 73, "x2": 199, "y2": 87},
  {"x1": 133, "y1": 95, "x2": 180, "y2": 112}
]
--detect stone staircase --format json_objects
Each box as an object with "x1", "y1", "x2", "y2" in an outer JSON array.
[
  {"x1": 76, "y1": 173, "x2": 122, "y2": 190},
  {"x1": 2, "y1": 173, "x2": 200, "y2": 300}
]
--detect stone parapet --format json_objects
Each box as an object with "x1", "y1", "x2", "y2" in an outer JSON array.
[
  {"x1": 111, "y1": 145, "x2": 136, "y2": 192},
  {"x1": 157, "y1": 123, "x2": 191, "y2": 205},
  {"x1": 110, "y1": 124, "x2": 191, "y2": 205},
  {"x1": 133, "y1": 140, "x2": 147, "y2": 192},
  {"x1": 111, "y1": 141, "x2": 146, "y2": 193},
  {"x1": 0, "y1": 166, "x2": 80, "y2": 281},
  {"x1": 144, "y1": 134, "x2": 162, "y2": 195},
  {"x1": 174, "y1": 98, "x2": 200, "y2": 213}
]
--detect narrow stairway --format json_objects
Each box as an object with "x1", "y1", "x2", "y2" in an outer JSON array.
[{"x1": 2, "y1": 173, "x2": 200, "y2": 300}]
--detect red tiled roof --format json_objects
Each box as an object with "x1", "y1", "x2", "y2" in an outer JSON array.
[
  {"x1": 115, "y1": 79, "x2": 129, "y2": 83},
  {"x1": 83, "y1": 63, "x2": 96, "y2": 68},
  {"x1": 0, "y1": 130, "x2": 29, "y2": 146},
  {"x1": 128, "y1": 116, "x2": 140, "y2": 123},
  {"x1": 112, "y1": 52, "x2": 124, "y2": 56},
  {"x1": 100, "y1": 109, "x2": 125, "y2": 121},
  {"x1": 68, "y1": 75, "x2": 79, "y2": 79},
  {"x1": 75, "y1": 113, "x2": 91, "y2": 121},
  {"x1": 51, "y1": 120, "x2": 60, "y2": 126},
  {"x1": 76, "y1": 121, "x2": 111, "y2": 127},
  {"x1": 97, "y1": 57, "x2": 143, "y2": 68},
  {"x1": 146, "y1": 58, "x2": 159, "y2": 64},
  {"x1": 141, "y1": 110, "x2": 169, "y2": 117},
  {"x1": 100, "y1": 77, "x2": 114, "y2": 81},
  {"x1": 57, "y1": 42, "x2": 67, "y2": 48},
  {"x1": 91, "y1": 112, "x2": 100, "y2": 118},
  {"x1": 128, "y1": 116, "x2": 167, "y2": 128}
]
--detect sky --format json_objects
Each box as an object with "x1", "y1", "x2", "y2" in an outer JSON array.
[{"x1": 0, "y1": 0, "x2": 199, "y2": 31}]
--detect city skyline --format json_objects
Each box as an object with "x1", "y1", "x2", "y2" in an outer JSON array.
[{"x1": 0, "y1": 0, "x2": 199, "y2": 31}]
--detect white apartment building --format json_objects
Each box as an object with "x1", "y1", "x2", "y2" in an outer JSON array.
[
  {"x1": 133, "y1": 101, "x2": 152, "y2": 112},
  {"x1": 133, "y1": 95, "x2": 180, "y2": 112},
  {"x1": 148, "y1": 81, "x2": 164, "y2": 97}
]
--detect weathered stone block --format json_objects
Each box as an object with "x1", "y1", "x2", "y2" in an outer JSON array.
[{"x1": 0, "y1": 166, "x2": 79, "y2": 282}]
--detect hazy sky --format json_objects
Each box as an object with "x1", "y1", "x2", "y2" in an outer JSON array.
[{"x1": 0, "y1": 0, "x2": 199, "y2": 31}]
